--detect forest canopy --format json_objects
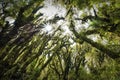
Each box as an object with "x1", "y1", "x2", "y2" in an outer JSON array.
[{"x1": 0, "y1": 0, "x2": 120, "y2": 80}]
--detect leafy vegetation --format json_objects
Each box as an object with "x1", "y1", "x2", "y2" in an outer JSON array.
[{"x1": 0, "y1": 0, "x2": 120, "y2": 80}]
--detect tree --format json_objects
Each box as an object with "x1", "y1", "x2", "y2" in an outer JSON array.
[{"x1": 0, "y1": 0, "x2": 120, "y2": 80}]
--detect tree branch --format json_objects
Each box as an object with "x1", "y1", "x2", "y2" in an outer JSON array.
[{"x1": 70, "y1": 20, "x2": 120, "y2": 59}]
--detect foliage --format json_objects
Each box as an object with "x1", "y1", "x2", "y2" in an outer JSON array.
[{"x1": 0, "y1": 0, "x2": 120, "y2": 80}]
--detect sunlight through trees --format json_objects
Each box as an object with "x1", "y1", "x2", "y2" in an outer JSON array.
[{"x1": 0, "y1": 0, "x2": 120, "y2": 80}]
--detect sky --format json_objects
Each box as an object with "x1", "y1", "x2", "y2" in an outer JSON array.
[
  {"x1": 35, "y1": 0, "x2": 100, "y2": 43},
  {"x1": 37, "y1": 0, "x2": 72, "y2": 35},
  {"x1": 37, "y1": 0, "x2": 66, "y2": 19},
  {"x1": 2, "y1": 0, "x2": 99, "y2": 42}
]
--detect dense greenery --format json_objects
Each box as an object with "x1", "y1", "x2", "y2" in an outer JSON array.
[{"x1": 0, "y1": 0, "x2": 120, "y2": 80}]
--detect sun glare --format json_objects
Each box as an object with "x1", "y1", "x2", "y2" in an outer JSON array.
[{"x1": 43, "y1": 24, "x2": 52, "y2": 32}]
